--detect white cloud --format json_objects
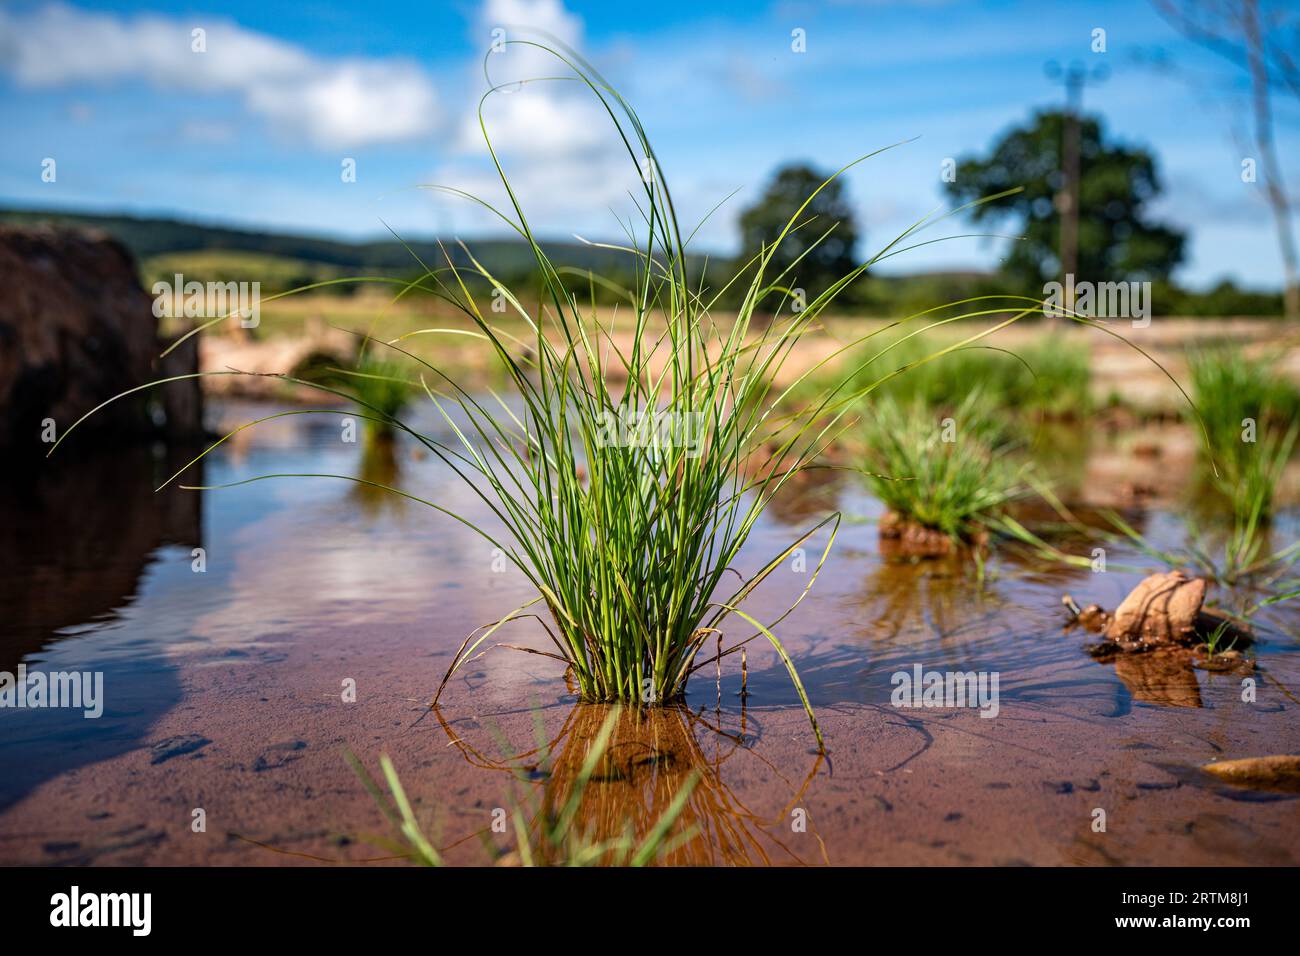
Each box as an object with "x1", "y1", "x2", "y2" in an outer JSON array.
[
  {"x1": 247, "y1": 59, "x2": 437, "y2": 149},
  {"x1": 433, "y1": 0, "x2": 645, "y2": 232},
  {"x1": 464, "y1": 0, "x2": 593, "y2": 155},
  {"x1": 480, "y1": 0, "x2": 582, "y2": 80},
  {"x1": 432, "y1": 153, "x2": 643, "y2": 235},
  {"x1": 457, "y1": 84, "x2": 608, "y2": 157},
  {"x1": 0, "y1": 2, "x2": 439, "y2": 148}
]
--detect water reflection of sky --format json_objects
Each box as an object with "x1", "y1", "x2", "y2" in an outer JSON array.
[{"x1": 0, "y1": 399, "x2": 539, "y2": 808}]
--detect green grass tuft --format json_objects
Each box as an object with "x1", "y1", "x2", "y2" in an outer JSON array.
[
  {"x1": 860, "y1": 393, "x2": 1028, "y2": 540},
  {"x1": 335, "y1": 357, "x2": 415, "y2": 427},
  {"x1": 1187, "y1": 346, "x2": 1300, "y2": 508}
]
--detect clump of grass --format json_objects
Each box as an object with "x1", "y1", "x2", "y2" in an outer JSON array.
[
  {"x1": 1202, "y1": 618, "x2": 1237, "y2": 657},
  {"x1": 1187, "y1": 346, "x2": 1300, "y2": 510},
  {"x1": 334, "y1": 356, "x2": 414, "y2": 430},
  {"x1": 1187, "y1": 347, "x2": 1299, "y2": 441},
  {"x1": 348, "y1": 707, "x2": 696, "y2": 866},
  {"x1": 388, "y1": 50, "x2": 1052, "y2": 743},
  {"x1": 1220, "y1": 415, "x2": 1298, "y2": 550},
  {"x1": 861, "y1": 393, "x2": 1027, "y2": 541}
]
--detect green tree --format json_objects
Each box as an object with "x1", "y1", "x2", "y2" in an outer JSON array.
[
  {"x1": 944, "y1": 110, "x2": 1186, "y2": 290},
  {"x1": 737, "y1": 164, "x2": 860, "y2": 299}
]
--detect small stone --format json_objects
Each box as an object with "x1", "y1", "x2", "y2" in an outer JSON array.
[
  {"x1": 1201, "y1": 755, "x2": 1300, "y2": 793},
  {"x1": 1077, "y1": 604, "x2": 1110, "y2": 631},
  {"x1": 1104, "y1": 571, "x2": 1206, "y2": 646}
]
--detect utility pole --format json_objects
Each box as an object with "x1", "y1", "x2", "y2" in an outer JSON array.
[{"x1": 1045, "y1": 61, "x2": 1108, "y2": 307}]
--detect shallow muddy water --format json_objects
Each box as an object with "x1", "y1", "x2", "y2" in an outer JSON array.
[{"x1": 1, "y1": 400, "x2": 1297, "y2": 866}]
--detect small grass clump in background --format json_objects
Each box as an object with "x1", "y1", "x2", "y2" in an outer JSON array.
[
  {"x1": 1201, "y1": 618, "x2": 1236, "y2": 658},
  {"x1": 329, "y1": 356, "x2": 416, "y2": 510},
  {"x1": 861, "y1": 393, "x2": 1028, "y2": 543},
  {"x1": 1187, "y1": 346, "x2": 1300, "y2": 516},
  {"x1": 335, "y1": 356, "x2": 415, "y2": 436}
]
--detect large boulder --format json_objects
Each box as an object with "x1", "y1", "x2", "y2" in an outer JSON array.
[{"x1": 0, "y1": 225, "x2": 201, "y2": 452}]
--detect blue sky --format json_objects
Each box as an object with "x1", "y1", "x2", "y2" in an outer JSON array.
[{"x1": 1, "y1": 0, "x2": 1295, "y2": 289}]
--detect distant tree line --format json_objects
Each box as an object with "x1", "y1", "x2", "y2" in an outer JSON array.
[{"x1": 4, "y1": 103, "x2": 1289, "y2": 325}]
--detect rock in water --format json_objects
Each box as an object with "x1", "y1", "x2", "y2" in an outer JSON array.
[
  {"x1": 1103, "y1": 571, "x2": 1206, "y2": 646},
  {"x1": 1201, "y1": 755, "x2": 1300, "y2": 793},
  {"x1": 0, "y1": 225, "x2": 201, "y2": 452}
]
